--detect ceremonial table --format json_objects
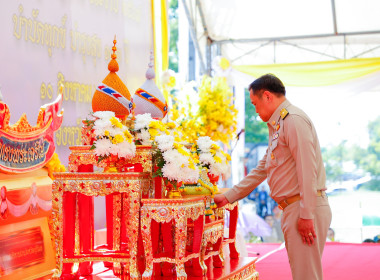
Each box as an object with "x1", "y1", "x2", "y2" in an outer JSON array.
[
  {"x1": 140, "y1": 196, "x2": 206, "y2": 280},
  {"x1": 51, "y1": 172, "x2": 151, "y2": 279}
]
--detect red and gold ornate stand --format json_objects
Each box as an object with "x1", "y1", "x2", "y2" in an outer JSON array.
[
  {"x1": 140, "y1": 197, "x2": 205, "y2": 280},
  {"x1": 215, "y1": 193, "x2": 240, "y2": 259},
  {"x1": 200, "y1": 219, "x2": 225, "y2": 272},
  {"x1": 51, "y1": 172, "x2": 151, "y2": 279}
]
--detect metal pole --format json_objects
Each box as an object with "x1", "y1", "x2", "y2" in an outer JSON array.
[{"x1": 181, "y1": 0, "x2": 206, "y2": 74}]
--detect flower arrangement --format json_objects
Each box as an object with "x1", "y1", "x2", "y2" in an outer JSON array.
[
  {"x1": 195, "y1": 136, "x2": 231, "y2": 178},
  {"x1": 91, "y1": 111, "x2": 136, "y2": 164},
  {"x1": 169, "y1": 76, "x2": 238, "y2": 146},
  {"x1": 134, "y1": 113, "x2": 184, "y2": 145},
  {"x1": 153, "y1": 134, "x2": 200, "y2": 196},
  {"x1": 197, "y1": 76, "x2": 238, "y2": 146}
]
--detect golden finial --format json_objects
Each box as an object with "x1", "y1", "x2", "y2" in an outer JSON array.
[
  {"x1": 108, "y1": 35, "x2": 119, "y2": 72},
  {"x1": 111, "y1": 35, "x2": 117, "y2": 60}
]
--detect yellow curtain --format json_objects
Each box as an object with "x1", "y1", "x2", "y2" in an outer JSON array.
[
  {"x1": 233, "y1": 57, "x2": 380, "y2": 87},
  {"x1": 161, "y1": 0, "x2": 169, "y2": 72},
  {"x1": 151, "y1": 0, "x2": 169, "y2": 98}
]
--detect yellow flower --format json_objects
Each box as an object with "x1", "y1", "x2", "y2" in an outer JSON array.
[
  {"x1": 113, "y1": 134, "x2": 124, "y2": 143},
  {"x1": 214, "y1": 156, "x2": 222, "y2": 163},
  {"x1": 123, "y1": 130, "x2": 133, "y2": 143},
  {"x1": 110, "y1": 117, "x2": 123, "y2": 128},
  {"x1": 211, "y1": 144, "x2": 220, "y2": 150},
  {"x1": 149, "y1": 128, "x2": 159, "y2": 138},
  {"x1": 177, "y1": 147, "x2": 190, "y2": 157},
  {"x1": 219, "y1": 57, "x2": 231, "y2": 70},
  {"x1": 166, "y1": 122, "x2": 176, "y2": 129},
  {"x1": 105, "y1": 130, "x2": 110, "y2": 137}
]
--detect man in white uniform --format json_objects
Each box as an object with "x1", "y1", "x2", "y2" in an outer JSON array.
[{"x1": 214, "y1": 74, "x2": 332, "y2": 280}]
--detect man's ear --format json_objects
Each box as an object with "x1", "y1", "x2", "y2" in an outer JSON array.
[{"x1": 263, "y1": 90, "x2": 272, "y2": 102}]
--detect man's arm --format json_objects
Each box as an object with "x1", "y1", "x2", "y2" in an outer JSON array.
[{"x1": 214, "y1": 151, "x2": 268, "y2": 208}]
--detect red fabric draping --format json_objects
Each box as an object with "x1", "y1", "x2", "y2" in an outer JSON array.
[
  {"x1": 247, "y1": 242, "x2": 380, "y2": 280},
  {"x1": 5, "y1": 188, "x2": 32, "y2": 205},
  {"x1": 4, "y1": 185, "x2": 51, "y2": 204}
]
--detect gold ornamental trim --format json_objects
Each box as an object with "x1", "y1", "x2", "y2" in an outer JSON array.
[
  {"x1": 141, "y1": 197, "x2": 205, "y2": 279},
  {"x1": 224, "y1": 201, "x2": 238, "y2": 211},
  {"x1": 224, "y1": 259, "x2": 259, "y2": 280},
  {"x1": 63, "y1": 256, "x2": 131, "y2": 263},
  {"x1": 68, "y1": 145, "x2": 153, "y2": 172},
  {"x1": 52, "y1": 172, "x2": 143, "y2": 279},
  {"x1": 152, "y1": 252, "x2": 200, "y2": 264}
]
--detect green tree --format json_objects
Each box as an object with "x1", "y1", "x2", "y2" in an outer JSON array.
[
  {"x1": 353, "y1": 116, "x2": 380, "y2": 178},
  {"x1": 321, "y1": 140, "x2": 350, "y2": 183},
  {"x1": 168, "y1": 0, "x2": 178, "y2": 72},
  {"x1": 244, "y1": 89, "x2": 268, "y2": 144}
]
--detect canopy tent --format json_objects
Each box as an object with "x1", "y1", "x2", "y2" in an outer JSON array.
[
  {"x1": 180, "y1": 0, "x2": 380, "y2": 81},
  {"x1": 176, "y1": 0, "x2": 380, "y2": 193}
]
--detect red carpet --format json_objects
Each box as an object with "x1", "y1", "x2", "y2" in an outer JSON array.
[{"x1": 247, "y1": 242, "x2": 380, "y2": 280}]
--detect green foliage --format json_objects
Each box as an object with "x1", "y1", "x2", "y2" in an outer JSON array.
[
  {"x1": 352, "y1": 116, "x2": 380, "y2": 177},
  {"x1": 168, "y1": 0, "x2": 178, "y2": 72},
  {"x1": 358, "y1": 179, "x2": 380, "y2": 191},
  {"x1": 152, "y1": 147, "x2": 165, "y2": 178},
  {"x1": 244, "y1": 89, "x2": 268, "y2": 144},
  {"x1": 322, "y1": 116, "x2": 380, "y2": 184},
  {"x1": 321, "y1": 141, "x2": 350, "y2": 183},
  {"x1": 245, "y1": 232, "x2": 263, "y2": 243}
]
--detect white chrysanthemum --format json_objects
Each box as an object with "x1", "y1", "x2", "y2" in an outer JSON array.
[
  {"x1": 209, "y1": 161, "x2": 231, "y2": 177},
  {"x1": 135, "y1": 113, "x2": 153, "y2": 130},
  {"x1": 161, "y1": 162, "x2": 181, "y2": 181},
  {"x1": 94, "y1": 138, "x2": 112, "y2": 156},
  {"x1": 107, "y1": 126, "x2": 123, "y2": 137},
  {"x1": 93, "y1": 111, "x2": 115, "y2": 119},
  {"x1": 155, "y1": 135, "x2": 174, "y2": 151},
  {"x1": 94, "y1": 118, "x2": 112, "y2": 130},
  {"x1": 163, "y1": 149, "x2": 188, "y2": 166},
  {"x1": 199, "y1": 153, "x2": 215, "y2": 166},
  {"x1": 109, "y1": 143, "x2": 120, "y2": 156},
  {"x1": 197, "y1": 136, "x2": 214, "y2": 152},
  {"x1": 181, "y1": 166, "x2": 200, "y2": 183},
  {"x1": 117, "y1": 141, "x2": 136, "y2": 158},
  {"x1": 138, "y1": 129, "x2": 151, "y2": 145}
]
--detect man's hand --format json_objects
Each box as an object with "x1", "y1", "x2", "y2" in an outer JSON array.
[
  {"x1": 214, "y1": 194, "x2": 229, "y2": 208},
  {"x1": 297, "y1": 218, "x2": 316, "y2": 246}
]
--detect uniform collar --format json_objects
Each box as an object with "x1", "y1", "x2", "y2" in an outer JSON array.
[{"x1": 267, "y1": 99, "x2": 291, "y2": 128}]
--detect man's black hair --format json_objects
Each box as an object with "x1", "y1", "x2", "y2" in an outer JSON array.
[{"x1": 249, "y1": 74, "x2": 286, "y2": 96}]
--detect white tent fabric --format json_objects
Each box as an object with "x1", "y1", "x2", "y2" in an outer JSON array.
[
  {"x1": 178, "y1": 0, "x2": 380, "y2": 186},
  {"x1": 181, "y1": 0, "x2": 380, "y2": 66}
]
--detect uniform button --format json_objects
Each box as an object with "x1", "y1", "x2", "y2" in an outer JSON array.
[
  {"x1": 271, "y1": 120, "x2": 276, "y2": 125},
  {"x1": 271, "y1": 153, "x2": 275, "y2": 160}
]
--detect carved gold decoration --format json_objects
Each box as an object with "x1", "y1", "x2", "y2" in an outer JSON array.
[
  {"x1": 124, "y1": 145, "x2": 153, "y2": 172},
  {"x1": 224, "y1": 201, "x2": 238, "y2": 211},
  {"x1": 68, "y1": 145, "x2": 152, "y2": 173},
  {"x1": 52, "y1": 172, "x2": 149, "y2": 279},
  {"x1": 140, "y1": 197, "x2": 205, "y2": 280},
  {"x1": 228, "y1": 261, "x2": 259, "y2": 280},
  {"x1": 201, "y1": 221, "x2": 224, "y2": 262}
]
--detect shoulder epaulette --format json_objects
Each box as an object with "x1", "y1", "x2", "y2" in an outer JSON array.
[{"x1": 280, "y1": 108, "x2": 289, "y2": 120}]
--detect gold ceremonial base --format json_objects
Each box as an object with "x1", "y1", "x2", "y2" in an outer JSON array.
[{"x1": 40, "y1": 257, "x2": 258, "y2": 279}]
